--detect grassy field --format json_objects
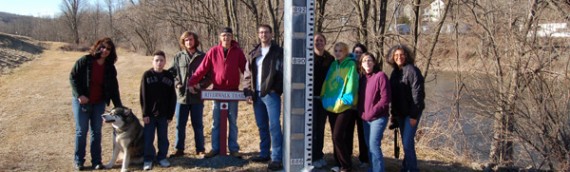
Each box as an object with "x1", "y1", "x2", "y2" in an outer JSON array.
[{"x1": 0, "y1": 37, "x2": 477, "y2": 171}]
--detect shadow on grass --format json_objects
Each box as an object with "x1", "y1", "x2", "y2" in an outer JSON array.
[
  {"x1": 310, "y1": 153, "x2": 477, "y2": 172},
  {"x1": 159, "y1": 151, "x2": 477, "y2": 171},
  {"x1": 168, "y1": 151, "x2": 266, "y2": 171}
]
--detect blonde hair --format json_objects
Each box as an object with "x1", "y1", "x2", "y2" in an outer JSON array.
[{"x1": 334, "y1": 42, "x2": 349, "y2": 56}]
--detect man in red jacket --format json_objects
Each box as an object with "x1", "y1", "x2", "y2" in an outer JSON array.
[{"x1": 188, "y1": 27, "x2": 247, "y2": 158}]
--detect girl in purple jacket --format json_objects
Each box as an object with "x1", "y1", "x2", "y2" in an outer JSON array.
[{"x1": 358, "y1": 52, "x2": 391, "y2": 172}]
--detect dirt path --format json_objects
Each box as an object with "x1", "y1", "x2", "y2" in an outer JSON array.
[{"x1": 0, "y1": 42, "x2": 80, "y2": 171}]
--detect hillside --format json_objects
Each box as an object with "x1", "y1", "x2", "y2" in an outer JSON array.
[
  {"x1": 0, "y1": 12, "x2": 35, "y2": 23},
  {"x1": 0, "y1": 34, "x2": 477, "y2": 171},
  {"x1": 0, "y1": 32, "x2": 43, "y2": 75}
]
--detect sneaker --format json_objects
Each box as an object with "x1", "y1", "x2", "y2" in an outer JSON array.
[
  {"x1": 268, "y1": 161, "x2": 284, "y2": 171},
  {"x1": 204, "y1": 151, "x2": 218, "y2": 158},
  {"x1": 230, "y1": 151, "x2": 242, "y2": 159},
  {"x1": 330, "y1": 166, "x2": 340, "y2": 172},
  {"x1": 313, "y1": 158, "x2": 327, "y2": 168},
  {"x1": 143, "y1": 162, "x2": 152, "y2": 170},
  {"x1": 158, "y1": 159, "x2": 171, "y2": 167},
  {"x1": 251, "y1": 156, "x2": 271, "y2": 162},
  {"x1": 74, "y1": 163, "x2": 85, "y2": 171},
  {"x1": 170, "y1": 150, "x2": 185, "y2": 157},
  {"x1": 196, "y1": 151, "x2": 206, "y2": 156},
  {"x1": 92, "y1": 163, "x2": 104, "y2": 170}
]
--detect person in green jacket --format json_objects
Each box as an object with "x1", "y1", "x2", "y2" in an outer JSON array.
[{"x1": 321, "y1": 42, "x2": 359, "y2": 172}]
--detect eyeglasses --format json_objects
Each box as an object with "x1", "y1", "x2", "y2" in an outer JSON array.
[{"x1": 100, "y1": 46, "x2": 112, "y2": 51}]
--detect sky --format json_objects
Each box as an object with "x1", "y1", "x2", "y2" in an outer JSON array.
[
  {"x1": 0, "y1": 0, "x2": 113, "y2": 17},
  {"x1": 0, "y1": 0, "x2": 65, "y2": 17}
]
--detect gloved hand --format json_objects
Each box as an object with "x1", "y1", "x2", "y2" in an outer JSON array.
[{"x1": 388, "y1": 116, "x2": 399, "y2": 130}]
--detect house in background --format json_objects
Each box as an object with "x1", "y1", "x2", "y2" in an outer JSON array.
[
  {"x1": 423, "y1": 0, "x2": 445, "y2": 22},
  {"x1": 529, "y1": 23, "x2": 570, "y2": 38}
]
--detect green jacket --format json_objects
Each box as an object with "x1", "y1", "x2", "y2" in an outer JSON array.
[
  {"x1": 168, "y1": 50, "x2": 211, "y2": 104},
  {"x1": 320, "y1": 57, "x2": 359, "y2": 113}
]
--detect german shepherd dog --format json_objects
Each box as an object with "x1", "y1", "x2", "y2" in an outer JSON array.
[{"x1": 102, "y1": 107, "x2": 144, "y2": 172}]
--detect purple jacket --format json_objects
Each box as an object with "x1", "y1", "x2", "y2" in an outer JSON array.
[{"x1": 358, "y1": 71, "x2": 391, "y2": 121}]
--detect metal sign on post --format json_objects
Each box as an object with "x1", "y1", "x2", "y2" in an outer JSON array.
[
  {"x1": 201, "y1": 90, "x2": 246, "y2": 156},
  {"x1": 284, "y1": 0, "x2": 315, "y2": 171}
]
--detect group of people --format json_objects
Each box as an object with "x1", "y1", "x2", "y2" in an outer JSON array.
[
  {"x1": 69, "y1": 25, "x2": 425, "y2": 172},
  {"x1": 311, "y1": 33, "x2": 425, "y2": 172}
]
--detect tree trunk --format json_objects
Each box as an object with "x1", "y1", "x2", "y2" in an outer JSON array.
[
  {"x1": 105, "y1": 0, "x2": 115, "y2": 38},
  {"x1": 224, "y1": 0, "x2": 231, "y2": 27},
  {"x1": 229, "y1": 0, "x2": 240, "y2": 42},
  {"x1": 266, "y1": 0, "x2": 280, "y2": 44},
  {"x1": 315, "y1": 0, "x2": 328, "y2": 33},
  {"x1": 61, "y1": 0, "x2": 83, "y2": 44},
  {"x1": 353, "y1": 0, "x2": 370, "y2": 45},
  {"x1": 411, "y1": 0, "x2": 421, "y2": 57},
  {"x1": 372, "y1": 0, "x2": 388, "y2": 69}
]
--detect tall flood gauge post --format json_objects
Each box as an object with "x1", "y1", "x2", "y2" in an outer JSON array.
[{"x1": 283, "y1": 0, "x2": 315, "y2": 171}]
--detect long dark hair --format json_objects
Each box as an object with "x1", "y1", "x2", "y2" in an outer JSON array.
[
  {"x1": 386, "y1": 44, "x2": 415, "y2": 69},
  {"x1": 358, "y1": 52, "x2": 381, "y2": 76},
  {"x1": 352, "y1": 43, "x2": 367, "y2": 54},
  {"x1": 89, "y1": 37, "x2": 118, "y2": 64}
]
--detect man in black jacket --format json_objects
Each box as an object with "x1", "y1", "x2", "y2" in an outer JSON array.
[{"x1": 242, "y1": 24, "x2": 284, "y2": 171}]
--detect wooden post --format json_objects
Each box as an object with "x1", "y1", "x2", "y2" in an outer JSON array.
[{"x1": 201, "y1": 90, "x2": 246, "y2": 156}]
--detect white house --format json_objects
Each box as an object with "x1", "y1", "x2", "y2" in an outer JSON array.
[
  {"x1": 423, "y1": 0, "x2": 445, "y2": 22},
  {"x1": 531, "y1": 23, "x2": 570, "y2": 38}
]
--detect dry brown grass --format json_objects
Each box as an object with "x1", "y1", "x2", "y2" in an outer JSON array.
[{"x1": 0, "y1": 38, "x2": 476, "y2": 171}]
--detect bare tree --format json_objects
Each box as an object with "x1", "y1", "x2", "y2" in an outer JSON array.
[
  {"x1": 352, "y1": 0, "x2": 371, "y2": 45},
  {"x1": 465, "y1": 0, "x2": 570, "y2": 170},
  {"x1": 422, "y1": 0, "x2": 452, "y2": 79},
  {"x1": 265, "y1": 0, "x2": 282, "y2": 44},
  {"x1": 61, "y1": 0, "x2": 84, "y2": 44},
  {"x1": 223, "y1": 0, "x2": 240, "y2": 42},
  {"x1": 116, "y1": 2, "x2": 159, "y2": 55},
  {"x1": 104, "y1": 0, "x2": 116, "y2": 38},
  {"x1": 315, "y1": 0, "x2": 329, "y2": 33},
  {"x1": 241, "y1": 0, "x2": 260, "y2": 28},
  {"x1": 370, "y1": 0, "x2": 388, "y2": 68},
  {"x1": 411, "y1": 0, "x2": 421, "y2": 57}
]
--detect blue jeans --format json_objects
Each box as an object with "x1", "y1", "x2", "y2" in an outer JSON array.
[
  {"x1": 144, "y1": 115, "x2": 169, "y2": 162},
  {"x1": 398, "y1": 115, "x2": 421, "y2": 172},
  {"x1": 174, "y1": 102, "x2": 205, "y2": 152},
  {"x1": 253, "y1": 92, "x2": 283, "y2": 162},
  {"x1": 363, "y1": 117, "x2": 388, "y2": 172},
  {"x1": 211, "y1": 100, "x2": 239, "y2": 153},
  {"x1": 72, "y1": 98, "x2": 106, "y2": 165}
]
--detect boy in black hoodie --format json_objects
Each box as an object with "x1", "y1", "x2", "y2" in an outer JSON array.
[{"x1": 140, "y1": 50, "x2": 176, "y2": 170}]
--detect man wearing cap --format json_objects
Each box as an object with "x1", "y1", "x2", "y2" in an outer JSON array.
[{"x1": 187, "y1": 27, "x2": 247, "y2": 158}]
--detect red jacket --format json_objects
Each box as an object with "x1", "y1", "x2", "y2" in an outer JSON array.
[{"x1": 188, "y1": 40, "x2": 246, "y2": 91}]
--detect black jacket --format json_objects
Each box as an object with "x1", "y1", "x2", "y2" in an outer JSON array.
[
  {"x1": 243, "y1": 42, "x2": 283, "y2": 99},
  {"x1": 140, "y1": 69, "x2": 176, "y2": 119},
  {"x1": 314, "y1": 51, "x2": 334, "y2": 98},
  {"x1": 390, "y1": 64, "x2": 425, "y2": 119},
  {"x1": 69, "y1": 55, "x2": 123, "y2": 107}
]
